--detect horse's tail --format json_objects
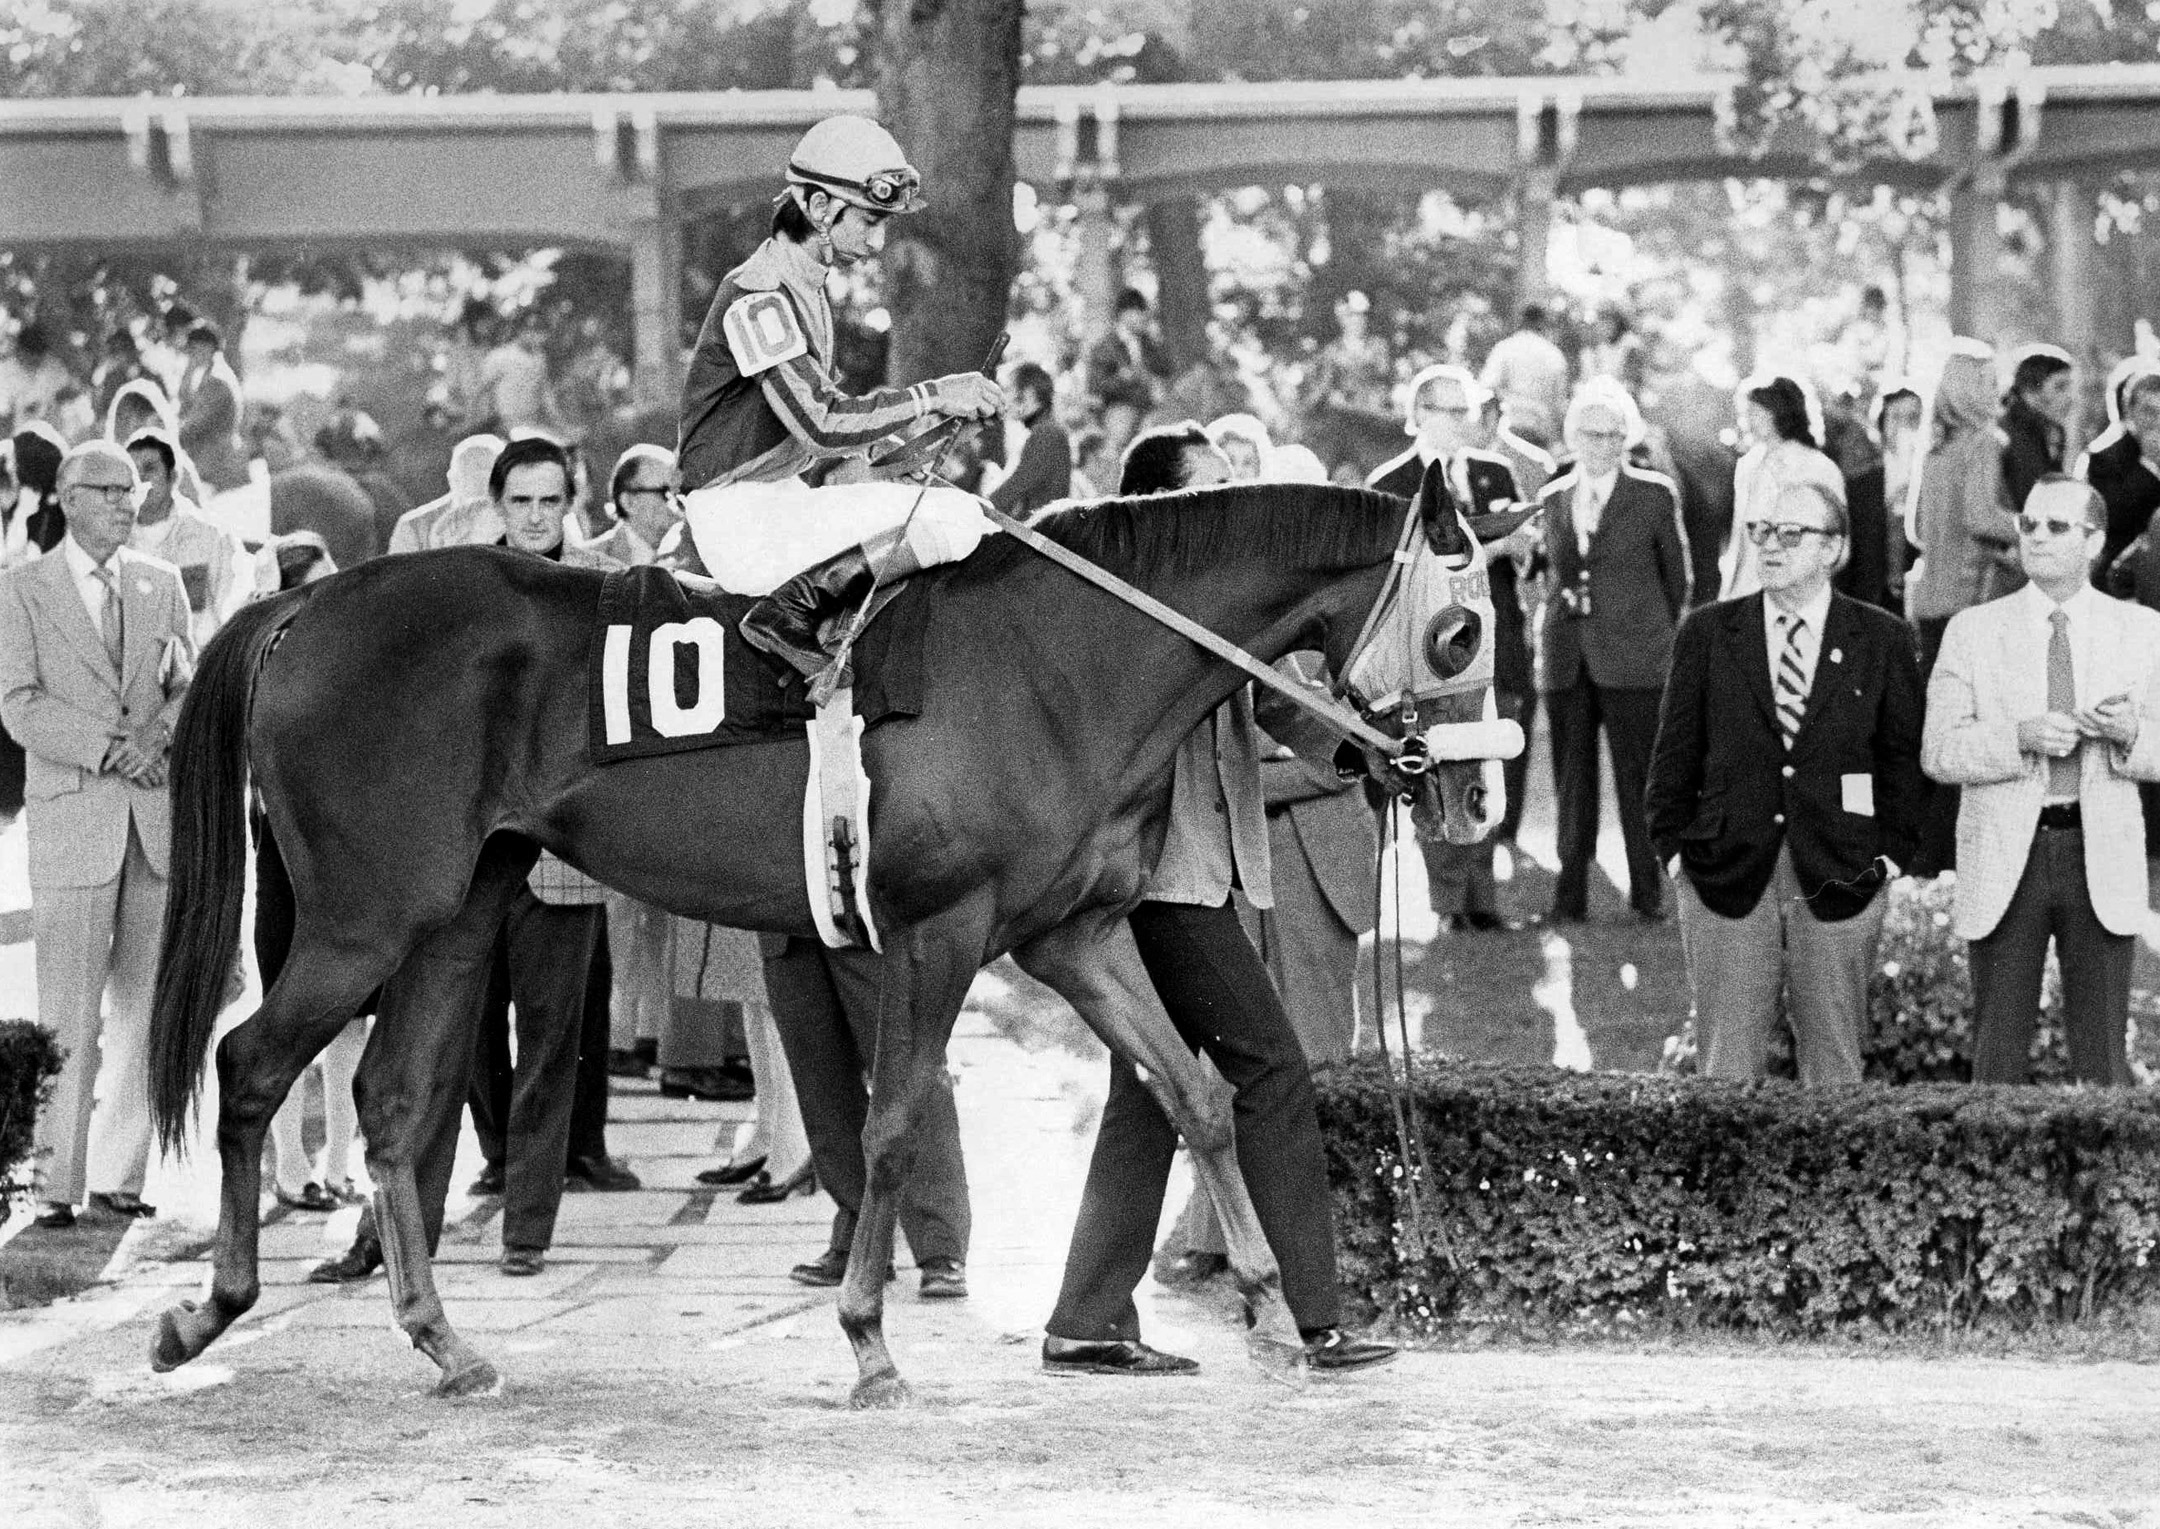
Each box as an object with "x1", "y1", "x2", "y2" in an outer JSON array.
[{"x1": 148, "y1": 592, "x2": 302, "y2": 1155}]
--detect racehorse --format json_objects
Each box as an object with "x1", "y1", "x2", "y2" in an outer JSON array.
[{"x1": 144, "y1": 472, "x2": 1519, "y2": 1405}]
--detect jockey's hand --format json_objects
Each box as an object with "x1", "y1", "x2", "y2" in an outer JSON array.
[
  {"x1": 931, "y1": 372, "x2": 1004, "y2": 421},
  {"x1": 825, "y1": 455, "x2": 879, "y2": 486}
]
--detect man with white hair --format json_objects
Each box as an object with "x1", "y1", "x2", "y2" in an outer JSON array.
[
  {"x1": 1537, "y1": 377, "x2": 1693, "y2": 923},
  {"x1": 1369, "y1": 364, "x2": 1537, "y2": 929},
  {"x1": 387, "y1": 432, "x2": 507, "y2": 553},
  {"x1": 0, "y1": 440, "x2": 192, "y2": 1228}
]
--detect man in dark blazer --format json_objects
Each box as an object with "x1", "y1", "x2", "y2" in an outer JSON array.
[
  {"x1": 1536, "y1": 377, "x2": 1692, "y2": 922},
  {"x1": 1370, "y1": 365, "x2": 1536, "y2": 928},
  {"x1": 1648, "y1": 480, "x2": 1925, "y2": 1083}
]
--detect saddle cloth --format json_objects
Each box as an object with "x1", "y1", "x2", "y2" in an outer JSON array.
[
  {"x1": 588, "y1": 565, "x2": 928, "y2": 951},
  {"x1": 587, "y1": 565, "x2": 924, "y2": 765}
]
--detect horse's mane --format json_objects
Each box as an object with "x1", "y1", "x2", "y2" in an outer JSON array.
[{"x1": 963, "y1": 480, "x2": 1409, "y2": 585}]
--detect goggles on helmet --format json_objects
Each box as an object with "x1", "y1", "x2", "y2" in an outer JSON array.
[
  {"x1": 787, "y1": 164, "x2": 924, "y2": 216},
  {"x1": 860, "y1": 167, "x2": 921, "y2": 210}
]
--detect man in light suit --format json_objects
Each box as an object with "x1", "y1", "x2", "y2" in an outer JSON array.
[
  {"x1": 0, "y1": 441, "x2": 191, "y2": 1228},
  {"x1": 1536, "y1": 378, "x2": 1693, "y2": 922},
  {"x1": 386, "y1": 432, "x2": 505, "y2": 554},
  {"x1": 1648, "y1": 481, "x2": 1926, "y2": 1083},
  {"x1": 1923, "y1": 473, "x2": 2160, "y2": 1084}
]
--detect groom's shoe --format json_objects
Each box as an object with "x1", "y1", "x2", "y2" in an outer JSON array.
[{"x1": 1040, "y1": 1336, "x2": 1199, "y2": 1377}]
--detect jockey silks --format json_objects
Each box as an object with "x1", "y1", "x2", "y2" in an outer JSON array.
[{"x1": 676, "y1": 236, "x2": 930, "y2": 492}]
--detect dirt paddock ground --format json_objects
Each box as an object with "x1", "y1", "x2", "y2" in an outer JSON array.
[{"x1": 6, "y1": 1310, "x2": 2158, "y2": 1528}]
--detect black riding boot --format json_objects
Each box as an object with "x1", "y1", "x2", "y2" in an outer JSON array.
[{"x1": 740, "y1": 545, "x2": 875, "y2": 681}]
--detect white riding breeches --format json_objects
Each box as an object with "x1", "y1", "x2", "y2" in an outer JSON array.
[{"x1": 683, "y1": 477, "x2": 995, "y2": 596}]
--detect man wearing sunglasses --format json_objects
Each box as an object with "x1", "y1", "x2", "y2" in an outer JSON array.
[
  {"x1": 676, "y1": 114, "x2": 1004, "y2": 688},
  {"x1": 1923, "y1": 474, "x2": 2160, "y2": 1084},
  {"x1": 1648, "y1": 481, "x2": 1925, "y2": 1083}
]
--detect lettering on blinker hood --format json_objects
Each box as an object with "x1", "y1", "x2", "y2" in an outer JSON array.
[{"x1": 1342, "y1": 498, "x2": 1499, "y2": 717}]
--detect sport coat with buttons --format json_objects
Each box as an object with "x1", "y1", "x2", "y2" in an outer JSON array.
[
  {"x1": 1646, "y1": 590, "x2": 1925, "y2": 922},
  {"x1": 0, "y1": 546, "x2": 191, "y2": 888},
  {"x1": 1534, "y1": 464, "x2": 1692, "y2": 694},
  {"x1": 1922, "y1": 586, "x2": 2160, "y2": 940}
]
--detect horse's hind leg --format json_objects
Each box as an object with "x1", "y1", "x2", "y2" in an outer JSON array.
[
  {"x1": 1013, "y1": 917, "x2": 1303, "y2": 1369},
  {"x1": 152, "y1": 955, "x2": 385, "y2": 1371},
  {"x1": 838, "y1": 910, "x2": 986, "y2": 1409},
  {"x1": 355, "y1": 846, "x2": 528, "y2": 1397}
]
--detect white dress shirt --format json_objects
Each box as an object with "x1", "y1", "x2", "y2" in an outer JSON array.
[
  {"x1": 2017, "y1": 578, "x2": 2103, "y2": 712},
  {"x1": 59, "y1": 533, "x2": 122, "y2": 630},
  {"x1": 1575, "y1": 469, "x2": 1618, "y2": 556},
  {"x1": 1763, "y1": 581, "x2": 1834, "y2": 700}
]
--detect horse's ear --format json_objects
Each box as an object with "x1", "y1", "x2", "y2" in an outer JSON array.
[
  {"x1": 1415, "y1": 459, "x2": 1468, "y2": 559},
  {"x1": 1467, "y1": 506, "x2": 1541, "y2": 545}
]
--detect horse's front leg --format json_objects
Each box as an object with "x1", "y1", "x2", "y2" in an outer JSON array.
[
  {"x1": 1014, "y1": 915, "x2": 1303, "y2": 1373},
  {"x1": 838, "y1": 909, "x2": 986, "y2": 1409}
]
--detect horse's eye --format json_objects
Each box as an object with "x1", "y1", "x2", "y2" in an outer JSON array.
[{"x1": 1425, "y1": 605, "x2": 1483, "y2": 680}]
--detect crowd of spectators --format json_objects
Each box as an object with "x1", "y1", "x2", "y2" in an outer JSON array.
[{"x1": 5, "y1": 276, "x2": 2160, "y2": 1291}]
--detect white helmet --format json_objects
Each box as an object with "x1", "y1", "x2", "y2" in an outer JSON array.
[{"x1": 786, "y1": 115, "x2": 926, "y2": 215}]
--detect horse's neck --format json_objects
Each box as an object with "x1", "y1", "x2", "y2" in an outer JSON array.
[{"x1": 999, "y1": 556, "x2": 1372, "y2": 786}]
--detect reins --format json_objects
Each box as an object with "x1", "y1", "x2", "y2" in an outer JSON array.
[
  {"x1": 981, "y1": 502, "x2": 1419, "y2": 763},
  {"x1": 983, "y1": 490, "x2": 1460, "y2": 1275}
]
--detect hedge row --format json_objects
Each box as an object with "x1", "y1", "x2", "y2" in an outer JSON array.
[
  {"x1": 0, "y1": 1020, "x2": 62, "y2": 1223},
  {"x1": 1315, "y1": 1057, "x2": 2160, "y2": 1338}
]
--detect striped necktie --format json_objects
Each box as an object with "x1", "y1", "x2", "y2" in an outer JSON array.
[
  {"x1": 1774, "y1": 612, "x2": 1807, "y2": 748},
  {"x1": 92, "y1": 565, "x2": 124, "y2": 673}
]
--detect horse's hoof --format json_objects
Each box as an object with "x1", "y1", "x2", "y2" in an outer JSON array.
[
  {"x1": 849, "y1": 1367, "x2": 912, "y2": 1410},
  {"x1": 434, "y1": 1357, "x2": 503, "y2": 1398},
  {"x1": 150, "y1": 1302, "x2": 209, "y2": 1372}
]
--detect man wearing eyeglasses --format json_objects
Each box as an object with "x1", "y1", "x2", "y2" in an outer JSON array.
[
  {"x1": 1648, "y1": 481, "x2": 1925, "y2": 1083},
  {"x1": 676, "y1": 114, "x2": 1004, "y2": 690},
  {"x1": 0, "y1": 441, "x2": 192, "y2": 1228},
  {"x1": 1536, "y1": 377, "x2": 1693, "y2": 924},
  {"x1": 1923, "y1": 474, "x2": 2160, "y2": 1084},
  {"x1": 581, "y1": 442, "x2": 679, "y2": 568}
]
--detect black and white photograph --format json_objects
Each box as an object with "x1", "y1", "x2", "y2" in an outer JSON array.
[{"x1": 3, "y1": 1, "x2": 2160, "y2": 1523}]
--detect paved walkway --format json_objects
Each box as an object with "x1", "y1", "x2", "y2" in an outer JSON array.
[{"x1": 0, "y1": 993, "x2": 1116, "y2": 1373}]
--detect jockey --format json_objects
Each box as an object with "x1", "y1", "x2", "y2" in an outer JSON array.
[{"x1": 677, "y1": 113, "x2": 1003, "y2": 681}]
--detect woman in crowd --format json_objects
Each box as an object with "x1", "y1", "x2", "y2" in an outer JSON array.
[
  {"x1": 1720, "y1": 373, "x2": 1846, "y2": 599},
  {"x1": 1905, "y1": 340, "x2": 2016, "y2": 877}
]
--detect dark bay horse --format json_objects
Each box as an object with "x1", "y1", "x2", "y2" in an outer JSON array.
[{"x1": 144, "y1": 478, "x2": 1511, "y2": 1405}]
